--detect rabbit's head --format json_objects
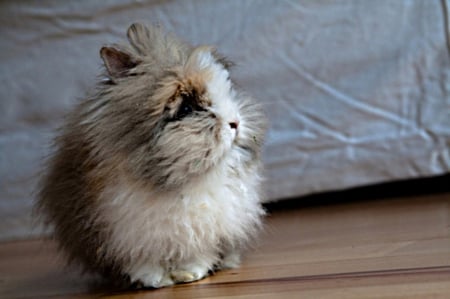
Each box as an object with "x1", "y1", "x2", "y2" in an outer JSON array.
[{"x1": 83, "y1": 23, "x2": 264, "y2": 191}]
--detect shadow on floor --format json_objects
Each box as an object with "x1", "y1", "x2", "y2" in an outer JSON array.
[{"x1": 264, "y1": 174, "x2": 450, "y2": 212}]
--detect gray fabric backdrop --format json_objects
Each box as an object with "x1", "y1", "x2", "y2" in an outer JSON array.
[{"x1": 1, "y1": 0, "x2": 449, "y2": 241}]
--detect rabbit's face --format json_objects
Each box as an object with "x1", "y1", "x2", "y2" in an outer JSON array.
[
  {"x1": 161, "y1": 48, "x2": 240, "y2": 150},
  {"x1": 127, "y1": 48, "x2": 243, "y2": 190}
]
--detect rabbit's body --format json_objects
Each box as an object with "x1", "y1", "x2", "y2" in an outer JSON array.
[{"x1": 37, "y1": 23, "x2": 266, "y2": 288}]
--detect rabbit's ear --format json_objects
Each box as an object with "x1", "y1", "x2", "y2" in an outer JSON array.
[
  {"x1": 100, "y1": 46, "x2": 140, "y2": 79},
  {"x1": 127, "y1": 23, "x2": 150, "y2": 54},
  {"x1": 211, "y1": 50, "x2": 235, "y2": 70}
]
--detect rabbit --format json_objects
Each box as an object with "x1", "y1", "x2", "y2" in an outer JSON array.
[{"x1": 36, "y1": 23, "x2": 266, "y2": 288}]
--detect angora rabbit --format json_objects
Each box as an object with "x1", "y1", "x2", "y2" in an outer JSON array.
[{"x1": 37, "y1": 23, "x2": 266, "y2": 288}]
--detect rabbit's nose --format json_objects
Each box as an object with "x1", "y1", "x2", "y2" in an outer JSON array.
[{"x1": 229, "y1": 120, "x2": 239, "y2": 130}]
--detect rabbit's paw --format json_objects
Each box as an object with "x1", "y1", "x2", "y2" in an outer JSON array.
[
  {"x1": 171, "y1": 265, "x2": 208, "y2": 283},
  {"x1": 128, "y1": 264, "x2": 174, "y2": 288},
  {"x1": 220, "y1": 252, "x2": 241, "y2": 269}
]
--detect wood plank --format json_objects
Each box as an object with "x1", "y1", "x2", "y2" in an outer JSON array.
[
  {"x1": 106, "y1": 268, "x2": 450, "y2": 299},
  {"x1": 1, "y1": 193, "x2": 449, "y2": 298}
]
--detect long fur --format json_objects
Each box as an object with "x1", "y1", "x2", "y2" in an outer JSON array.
[{"x1": 36, "y1": 23, "x2": 266, "y2": 288}]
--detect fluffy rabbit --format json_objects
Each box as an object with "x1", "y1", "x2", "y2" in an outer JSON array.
[{"x1": 36, "y1": 23, "x2": 266, "y2": 288}]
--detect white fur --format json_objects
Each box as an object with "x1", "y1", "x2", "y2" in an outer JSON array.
[
  {"x1": 97, "y1": 152, "x2": 263, "y2": 286},
  {"x1": 94, "y1": 54, "x2": 264, "y2": 287},
  {"x1": 196, "y1": 51, "x2": 240, "y2": 129}
]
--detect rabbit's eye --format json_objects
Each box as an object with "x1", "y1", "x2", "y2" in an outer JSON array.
[
  {"x1": 176, "y1": 101, "x2": 193, "y2": 119},
  {"x1": 171, "y1": 91, "x2": 207, "y2": 121}
]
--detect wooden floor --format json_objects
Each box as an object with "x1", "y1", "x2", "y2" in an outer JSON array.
[{"x1": 1, "y1": 190, "x2": 450, "y2": 298}]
